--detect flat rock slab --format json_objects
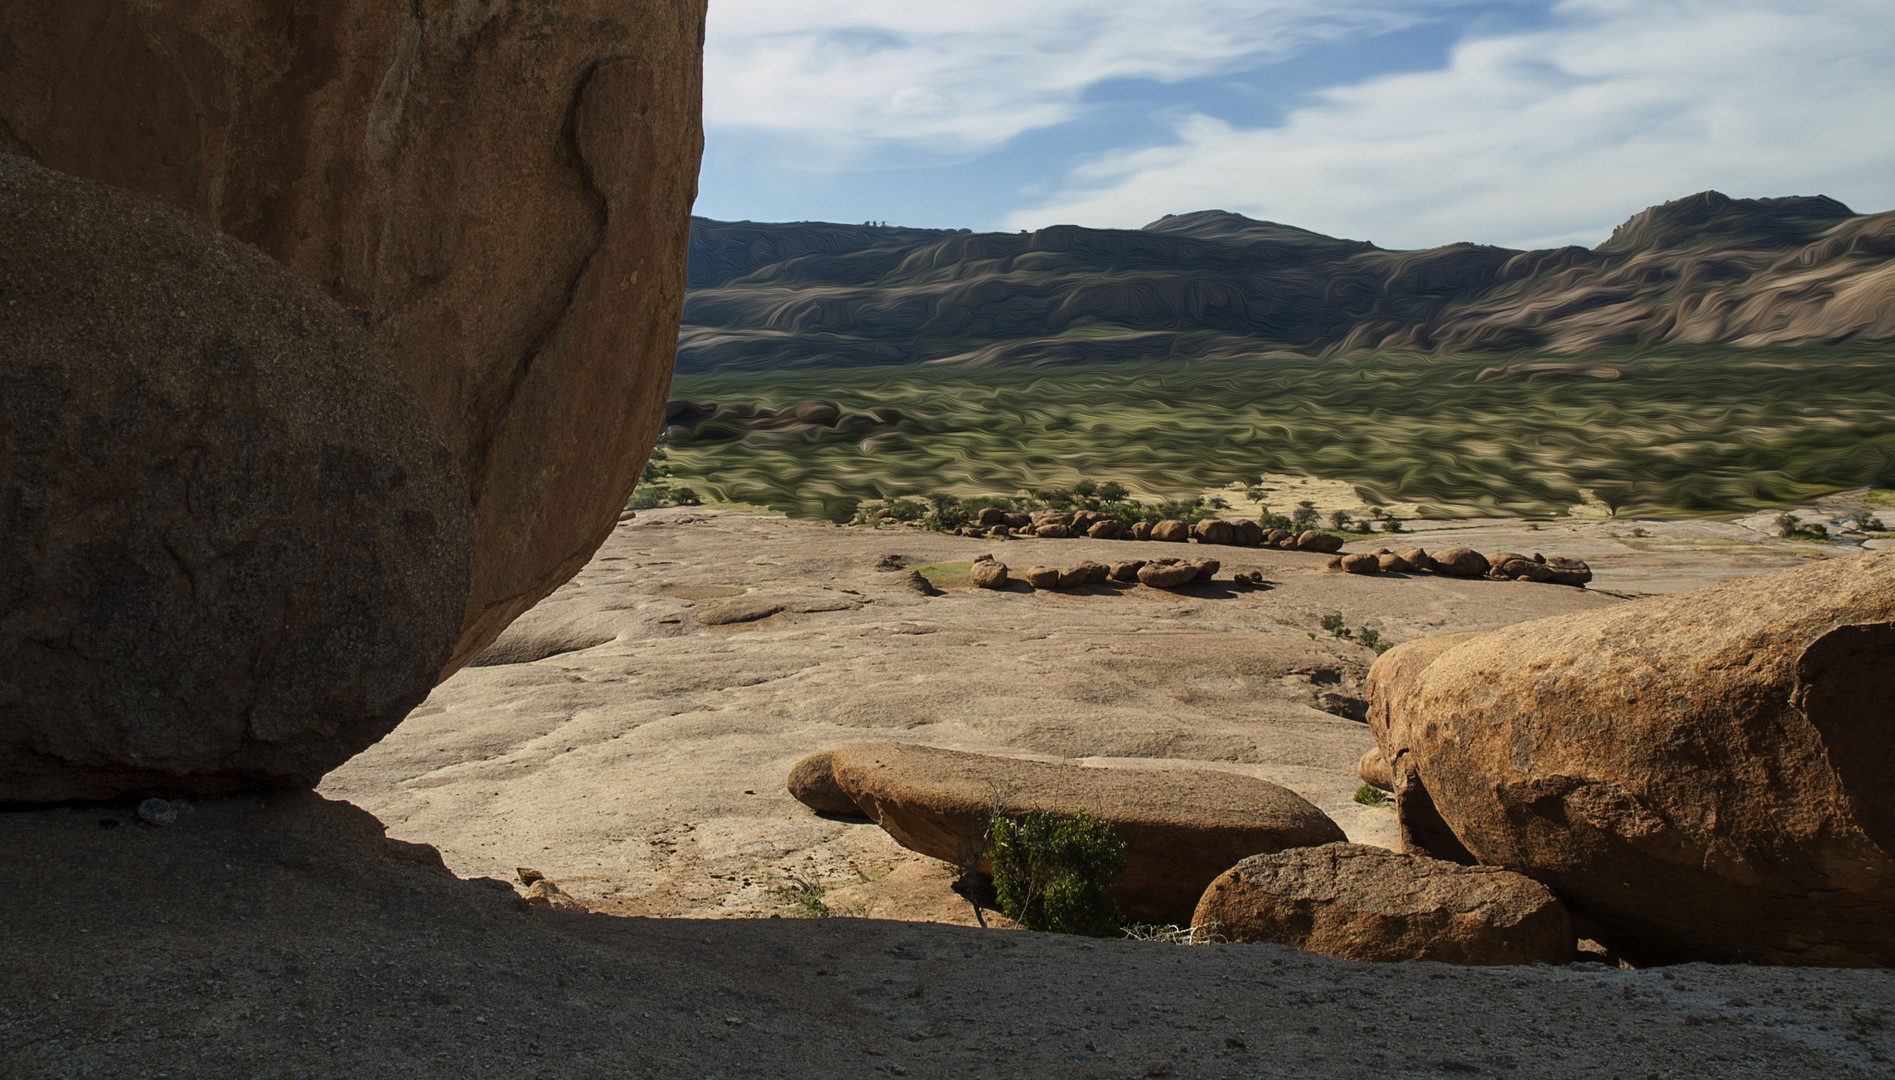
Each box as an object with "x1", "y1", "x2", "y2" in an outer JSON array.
[
  {"x1": 821, "y1": 742, "x2": 1345, "y2": 923},
  {"x1": 1195, "y1": 842, "x2": 1574, "y2": 965}
]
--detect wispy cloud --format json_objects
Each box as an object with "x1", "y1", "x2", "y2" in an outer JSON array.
[
  {"x1": 1002, "y1": 0, "x2": 1895, "y2": 247},
  {"x1": 704, "y1": 1, "x2": 1485, "y2": 165}
]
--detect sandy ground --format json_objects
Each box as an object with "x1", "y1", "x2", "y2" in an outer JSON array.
[{"x1": 321, "y1": 507, "x2": 1826, "y2": 926}]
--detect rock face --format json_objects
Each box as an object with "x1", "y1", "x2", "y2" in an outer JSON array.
[
  {"x1": 1194, "y1": 843, "x2": 1574, "y2": 965},
  {"x1": 821, "y1": 742, "x2": 1345, "y2": 923},
  {"x1": 2, "y1": 1, "x2": 709, "y2": 676},
  {"x1": 0, "y1": 155, "x2": 471, "y2": 802},
  {"x1": 1370, "y1": 552, "x2": 1895, "y2": 965}
]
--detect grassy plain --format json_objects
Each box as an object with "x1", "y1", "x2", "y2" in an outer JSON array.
[{"x1": 663, "y1": 347, "x2": 1895, "y2": 520}]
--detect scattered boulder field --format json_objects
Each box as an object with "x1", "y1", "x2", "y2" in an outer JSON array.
[{"x1": 956, "y1": 506, "x2": 1593, "y2": 593}]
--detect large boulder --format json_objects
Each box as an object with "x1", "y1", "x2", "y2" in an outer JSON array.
[
  {"x1": 1137, "y1": 560, "x2": 1200, "y2": 589},
  {"x1": 1192, "y1": 519, "x2": 1236, "y2": 546},
  {"x1": 1194, "y1": 843, "x2": 1574, "y2": 965},
  {"x1": 1370, "y1": 552, "x2": 1895, "y2": 965},
  {"x1": 1022, "y1": 566, "x2": 1062, "y2": 589},
  {"x1": 1, "y1": 1, "x2": 708, "y2": 676},
  {"x1": 1233, "y1": 521, "x2": 1265, "y2": 547},
  {"x1": 0, "y1": 154, "x2": 471, "y2": 802},
  {"x1": 821, "y1": 742, "x2": 1345, "y2": 923},
  {"x1": 1087, "y1": 519, "x2": 1124, "y2": 540}
]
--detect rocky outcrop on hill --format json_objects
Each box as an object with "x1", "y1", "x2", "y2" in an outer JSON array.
[
  {"x1": 0, "y1": 155, "x2": 471, "y2": 802},
  {"x1": 1194, "y1": 843, "x2": 1573, "y2": 965},
  {"x1": 2, "y1": 0, "x2": 708, "y2": 675},
  {"x1": 809, "y1": 742, "x2": 1344, "y2": 923},
  {"x1": 1369, "y1": 552, "x2": 1895, "y2": 965},
  {"x1": 677, "y1": 192, "x2": 1895, "y2": 375}
]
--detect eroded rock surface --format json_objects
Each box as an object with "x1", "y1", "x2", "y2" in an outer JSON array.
[
  {"x1": 821, "y1": 741, "x2": 1344, "y2": 923},
  {"x1": 1371, "y1": 552, "x2": 1895, "y2": 965},
  {"x1": 1195, "y1": 842, "x2": 1574, "y2": 965},
  {"x1": 0, "y1": 154, "x2": 470, "y2": 802},
  {"x1": 1, "y1": 0, "x2": 708, "y2": 674}
]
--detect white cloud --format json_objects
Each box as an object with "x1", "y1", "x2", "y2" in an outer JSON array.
[
  {"x1": 703, "y1": 1, "x2": 1484, "y2": 165},
  {"x1": 1002, "y1": 0, "x2": 1895, "y2": 248}
]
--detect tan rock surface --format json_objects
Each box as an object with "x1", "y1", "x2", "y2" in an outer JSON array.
[
  {"x1": 0, "y1": 154, "x2": 469, "y2": 802},
  {"x1": 787, "y1": 750, "x2": 866, "y2": 818},
  {"x1": 1, "y1": 0, "x2": 708, "y2": 674},
  {"x1": 1377, "y1": 551, "x2": 1895, "y2": 965},
  {"x1": 1195, "y1": 842, "x2": 1574, "y2": 965},
  {"x1": 822, "y1": 741, "x2": 1345, "y2": 923}
]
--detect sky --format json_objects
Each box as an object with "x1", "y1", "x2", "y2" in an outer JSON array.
[{"x1": 694, "y1": 0, "x2": 1895, "y2": 250}]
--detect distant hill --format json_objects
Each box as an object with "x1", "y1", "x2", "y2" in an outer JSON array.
[{"x1": 678, "y1": 192, "x2": 1895, "y2": 374}]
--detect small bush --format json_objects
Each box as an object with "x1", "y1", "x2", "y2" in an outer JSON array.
[
  {"x1": 990, "y1": 810, "x2": 1126, "y2": 937},
  {"x1": 1355, "y1": 627, "x2": 1389, "y2": 654},
  {"x1": 1320, "y1": 612, "x2": 1350, "y2": 639},
  {"x1": 1353, "y1": 785, "x2": 1389, "y2": 807},
  {"x1": 1292, "y1": 500, "x2": 1319, "y2": 532}
]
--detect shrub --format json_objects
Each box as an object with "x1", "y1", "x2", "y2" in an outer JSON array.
[
  {"x1": 1292, "y1": 500, "x2": 1319, "y2": 532},
  {"x1": 1320, "y1": 612, "x2": 1350, "y2": 639},
  {"x1": 1329, "y1": 509, "x2": 1352, "y2": 531},
  {"x1": 1353, "y1": 785, "x2": 1389, "y2": 807},
  {"x1": 990, "y1": 810, "x2": 1126, "y2": 937}
]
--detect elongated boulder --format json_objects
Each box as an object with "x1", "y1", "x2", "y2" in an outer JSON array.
[
  {"x1": 2, "y1": 1, "x2": 708, "y2": 676},
  {"x1": 1137, "y1": 560, "x2": 1200, "y2": 589},
  {"x1": 1296, "y1": 531, "x2": 1344, "y2": 554},
  {"x1": 821, "y1": 742, "x2": 1344, "y2": 923},
  {"x1": 0, "y1": 154, "x2": 471, "y2": 802},
  {"x1": 1194, "y1": 843, "x2": 1574, "y2": 965},
  {"x1": 1371, "y1": 552, "x2": 1895, "y2": 965},
  {"x1": 1427, "y1": 548, "x2": 1490, "y2": 578},
  {"x1": 1192, "y1": 519, "x2": 1236, "y2": 546}
]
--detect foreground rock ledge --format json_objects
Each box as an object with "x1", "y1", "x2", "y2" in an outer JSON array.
[
  {"x1": 814, "y1": 742, "x2": 1345, "y2": 924},
  {"x1": 1371, "y1": 550, "x2": 1895, "y2": 966},
  {"x1": 1, "y1": 0, "x2": 709, "y2": 674},
  {"x1": 1195, "y1": 842, "x2": 1575, "y2": 965}
]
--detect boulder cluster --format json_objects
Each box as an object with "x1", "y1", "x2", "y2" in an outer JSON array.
[
  {"x1": 789, "y1": 743, "x2": 1571, "y2": 963},
  {"x1": 954, "y1": 508, "x2": 1345, "y2": 554},
  {"x1": 1325, "y1": 545, "x2": 1592, "y2": 587},
  {"x1": 969, "y1": 553, "x2": 1235, "y2": 592}
]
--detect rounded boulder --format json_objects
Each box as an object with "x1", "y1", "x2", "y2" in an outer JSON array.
[
  {"x1": 1194, "y1": 843, "x2": 1574, "y2": 965},
  {"x1": 0, "y1": 154, "x2": 472, "y2": 802}
]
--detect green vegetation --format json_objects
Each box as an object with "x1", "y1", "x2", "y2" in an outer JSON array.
[
  {"x1": 1353, "y1": 785, "x2": 1389, "y2": 807},
  {"x1": 990, "y1": 810, "x2": 1127, "y2": 937},
  {"x1": 1321, "y1": 613, "x2": 1392, "y2": 654},
  {"x1": 850, "y1": 481, "x2": 1235, "y2": 532},
  {"x1": 664, "y1": 347, "x2": 1895, "y2": 519},
  {"x1": 1775, "y1": 512, "x2": 1830, "y2": 541},
  {"x1": 913, "y1": 562, "x2": 973, "y2": 589},
  {"x1": 626, "y1": 448, "x2": 702, "y2": 510}
]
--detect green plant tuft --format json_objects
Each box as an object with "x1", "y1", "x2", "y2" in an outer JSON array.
[
  {"x1": 990, "y1": 810, "x2": 1127, "y2": 937},
  {"x1": 1353, "y1": 785, "x2": 1389, "y2": 807}
]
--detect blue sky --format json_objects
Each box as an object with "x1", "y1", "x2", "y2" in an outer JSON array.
[{"x1": 695, "y1": 0, "x2": 1895, "y2": 250}]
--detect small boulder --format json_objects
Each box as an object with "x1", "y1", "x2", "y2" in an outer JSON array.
[
  {"x1": 977, "y1": 507, "x2": 1006, "y2": 526},
  {"x1": 1278, "y1": 537, "x2": 1299, "y2": 550},
  {"x1": 1056, "y1": 565, "x2": 1090, "y2": 589},
  {"x1": 787, "y1": 750, "x2": 867, "y2": 817},
  {"x1": 1396, "y1": 547, "x2": 1429, "y2": 567},
  {"x1": 987, "y1": 525, "x2": 1012, "y2": 538},
  {"x1": 1543, "y1": 556, "x2": 1592, "y2": 588},
  {"x1": 1109, "y1": 560, "x2": 1147, "y2": 583},
  {"x1": 1081, "y1": 561, "x2": 1112, "y2": 585},
  {"x1": 1192, "y1": 519, "x2": 1236, "y2": 546},
  {"x1": 1192, "y1": 559, "x2": 1220, "y2": 582},
  {"x1": 1193, "y1": 843, "x2": 1574, "y2": 965},
  {"x1": 1131, "y1": 521, "x2": 1154, "y2": 541},
  {"x1": 1004, "y1": 512, "x2": 1034, "y2": 530},
  {"x1": 1358, "y1": 746, "x2": 1394, "y2": 791},
  {"x1": 1088, "y1": 519, "x2": 1124, "y2": 540},
  {"x1": 1070, "y1": 511, "x2": 1106, "y2": 534},
  {"x1": 1264, "y1": 529, "x2": 1291, "y2": 544},
  {"x1": 1022, "y1": 565, "x2": 1062, "y2": 589},
  {"x1": 970, "y1": 559, "x2": 1010, "y2": 590},
  {"x1": 1340, "y1": 553, "x2": 1381, "y2": 575},
  {"x1": 1234, "y1": 521, "x2": 1265, "y2": 547},
  {"x1": 1377, "y1": 552, "x2": 1414, "y2": 573},
  {"x1": 1035, "y1": 524, "x2": 1072, "y2": 539},
  {"x1": 825, "y1": 742, "x2": 1345, "y2": 923},
  {"x1": 522, "y1": 878, "x2": 589, "y2": 914},
  {"x1": 1151, "y1": 520, "x2": 1190, "y2": 543},
  {"x1": 1326, "y1": 555, "x2": 1345, "y2": 571},
  {"x1": 1138, "y1": 560, "x2": 1200, "y2": 589},
  {"x1": 1427, "y1": 547, "x2": 1490, "y2": 578},
  {"x1": 1296, "y1": 531, "x2": 1344, "y2": 554}
]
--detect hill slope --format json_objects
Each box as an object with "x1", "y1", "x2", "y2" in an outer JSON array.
[{"x1": 679, "y1": 193, "x2": 1895, "y2": 374}]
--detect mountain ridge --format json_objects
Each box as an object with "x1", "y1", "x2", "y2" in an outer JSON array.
[{"x1": 679, "y1": 192, "x2": 1895, "y2": 374}]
